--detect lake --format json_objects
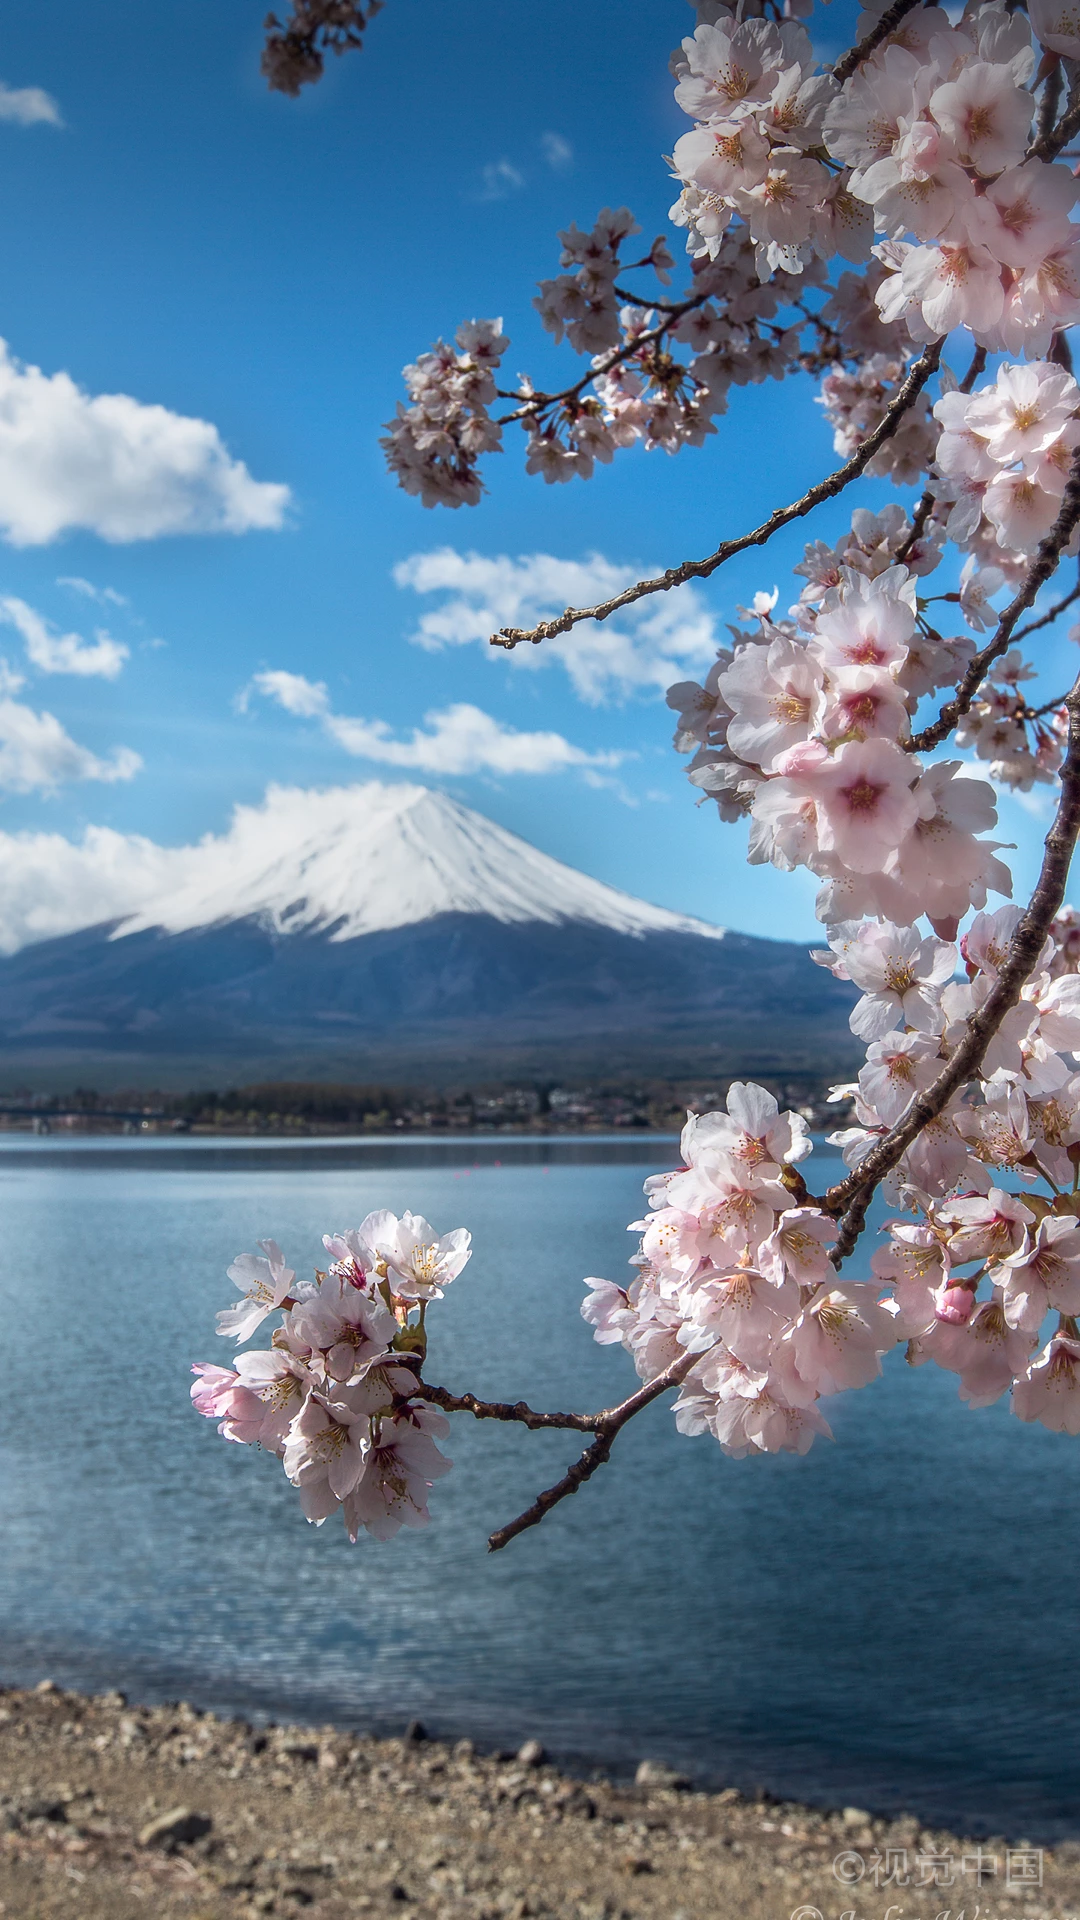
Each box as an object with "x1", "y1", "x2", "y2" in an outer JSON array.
[{"x1": 1, "y1": 1133, "x2": 1078, "y2": 1839}]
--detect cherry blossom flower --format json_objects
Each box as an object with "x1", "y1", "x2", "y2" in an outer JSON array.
[
  {"x1": 758, "y1": 1207, "x2": 838, "y2": 1287},
  {"x1": 285, "y1": 1277, "x2": 396, "y2": 1383},
  {"x1": 814, "y1": 920, "x2": 955, "y2": 1040},
  {"x1": 776, "y1": 1283, "x2": 898, "y2": 1402},
  {"x1": 996, "y1": 1215, "x2": 1080, "y2": 1332},
  {"x1": 682, "y1": 1080, "x2": 812, "y2": 1173},
  {"x1": 359, "y1": 1209, "x2": 472, "y2": 1302},
  {"x1": 720, "y1": 635, "x2": 825, "y2": 770},
  {"x1": 282, "y1": 1386, "x2": 371, "y2": 1519},
  {"x1": 190, "y1": 1365, "x2": 266, "y2": 1445},
  {"x1": 936, "y1": 1187, "x2": 1035, "y2": 1264},
  {"x1": 342, "y1": 1412, "x2": 453, "y2": 1542},
  {"x1": 1012, "y1": 1333, "x2": 1080, "y2": 1432},
  {"x1": 928, "y1": 62, "x2": 1032, "y2": 177},
  {"x1": 218, "y1": 1240, "x2": 297, "y2": 1342},
  {"x1": 913, "y1": 1298, "x2": 1035, "y2": 1407},
  {"x1": 810, "y1": 739, "x2": 921, "y2": 872}
]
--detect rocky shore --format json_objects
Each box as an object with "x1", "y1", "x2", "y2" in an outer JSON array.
[{"x1": 0, "y1": 1682, "x2": 1077, "y2": 1920}]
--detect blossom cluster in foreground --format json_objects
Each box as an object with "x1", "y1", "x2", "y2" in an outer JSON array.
[
  {"x1": 582, "y1": 906, "x2": 1080, "y2": 1456},
  {"x1": 192, "y1": 1212, "x2": 468, "y2": 1543}
]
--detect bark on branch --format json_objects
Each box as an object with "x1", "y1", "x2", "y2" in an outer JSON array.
[
  {"x1": 907, "y1": 456, "x2": 1080, "y2": 754},
  {"x1": 402, "y1": 1355, "x2": 699, "y2": 1551},
  {"x1": 827, "y1": 669, "x2": 1080, "y2": 1264},
  {"x1": 830, "y1": 0, "x2": 924, "y2": 85},
  {"x1": 491, "y1": 342, "x2": 942, "y2": 652}
]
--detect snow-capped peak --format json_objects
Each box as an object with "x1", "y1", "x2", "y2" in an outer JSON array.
[{"x1": 113, "y1": 781, "x2": 726, "y2": 944}]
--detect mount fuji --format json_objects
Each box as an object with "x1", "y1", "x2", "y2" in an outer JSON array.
[{"x1": 0, "y1": 782, "x2": 858, "y2": 1087}]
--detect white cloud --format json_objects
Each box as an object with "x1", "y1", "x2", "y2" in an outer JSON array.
[
  {"x1": 540, "y1": 131, "x2": 573, "y2": 171},
  {"x1": 244, "y1": 667, "x2": 330, "y2": 717},
  {"x1": 0, "y1": 823, "x2": 176, "y2": 953},
  {"x1": 0, "y1": 697, "x2": 141, "y2": 793},
  {"x1": 0, "y1": 81, "x2": 62, "y2": 127},
  {"x1": 248, "y1": 669, "x2": 625, "y2": 777},
  {"x1": 393, "y1": 548, "x2": 720, "y2": 703},
  {"x1": 0, "y1": 596, "x2": 128, "y2": 679},
  {"x1": 476, "y1": 158, "x2": 524, "y2": 202},
  {"x1": 0, "y1": 340, "x2": 291, "y2": 546},
  {"x1": 57, "y1": 576, "x2": 128, "y2": 609}
]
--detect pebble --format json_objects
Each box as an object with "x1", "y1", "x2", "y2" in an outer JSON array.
[
  {"x1": 517, "y1": 1739, "x2": 545, "y2": 1768},
  {"x1": 635, "y1": 1760, "x2": 689, "y2": 1789},
  {"x1": 138, "y1": 1806, "x2": 213, "y2": 1849},
  {"x1": 842, "y1": 1806, "x2": 871, "y2": 1827}
]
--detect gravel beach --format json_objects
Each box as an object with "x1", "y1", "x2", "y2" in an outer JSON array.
[{"x1": 0, "y1": 1683, "x2": 1077, "y2": 1920}]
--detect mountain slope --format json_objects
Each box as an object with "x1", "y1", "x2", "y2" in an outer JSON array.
[
  {"x1": 0, "y1": 782, "x2": 857, "y2": 1088},
  {"x1": 113, "y1": 781, "x2": 727, "y2": 944}
]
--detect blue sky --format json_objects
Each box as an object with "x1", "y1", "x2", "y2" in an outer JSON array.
[{"x1": 0, "y1": 0, "x2": 1075, "y2": 946}]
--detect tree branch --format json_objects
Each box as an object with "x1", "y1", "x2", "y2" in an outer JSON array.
[
  {"x1": 1011, "y1": 573, "x2": 1080, "y2": 645},
  {"x1": 907, "y1": 455, "x2": 1080, "y2": 753},
  {"x1": 491, "y1": 341, "x2": 942, "y2": 651},
  {"x1": 830, "y1": 0, "x2": 924, "y2": 85},
  {"x1": 827, "y1": 668, "x2": 1080, "y2": 1264},
  {"x1": 492, "y1": 290, "x2": 713, "y2": 425},
  {"x1": 408, "y1": 1381, "x2": 598, "y2": 1433},
  {"x1": 1028, "y1": 72, "x2": 1080, "y2": 162},
  {"x1": 485, "y1": 1352, "x2": 700, "y2": 1552}
]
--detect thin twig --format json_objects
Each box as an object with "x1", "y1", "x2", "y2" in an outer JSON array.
[
  {"x1": 897, "y1": 348, "x2": 985, "y2": 564},
  {"x1": 1036, "y1": 59, "x2": 1064, "y2": 149},
  {"x1": 492, "y1": 341, "x2": 942, "y2": 650},
  {"x1": 827, "y1": 669, "x2": 1080, "y2": 1264},
  {"x1": 907, "y1": 455, "x2": 1080, "y2": 753},
  {"x1": 485, "y1": 1352, "x2": 700, "y2": 1552},
  {"x1": 831, "y1": 0, "x2": 924, "y2": 84},
  {"x1": 1028, "y1": 72, "x2": 1080, "y2": 162},
  {"x1": 1012, "y1": 574, "x2": 1080, "y2": 645},
  {"x1": 492, "y1": 291, "x2": 714, "y2": 426},
  {"x1": 409, "y1": 1381, "x2": 597, "y2": 1433}
]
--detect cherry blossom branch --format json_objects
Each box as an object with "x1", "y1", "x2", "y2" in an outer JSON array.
[
  {"x1": 830, "y1": 0, "x2": 924, "y2": 84},
  {"x1": 491, "y1": 340, "x2": 943, "y2": 651},
  {"x1": 394, "y1": 1354, "x2": 702, "y2": 1549},
  {"x1": 827, "y1": 670, "x2": 1080, "y2": 1264},
  {"x1": 404, "y1": 1380, "x2": 597, "y2": 1434},
  {"x1": 491, "y1": 290, "x2": 714, "y2": 424},
  {"x1": 907, "y1": 453, "x2": 1080, "y2": 753},
  {"x1": 262, "y1": 0, "x2": 378, "y2": 94},
  {"x1": 483, "y1": 1352, "x2": 701, "y2": 1552},
  {"x1": 1029, "y1": 71, "x2": 1080, "y2": 162}
]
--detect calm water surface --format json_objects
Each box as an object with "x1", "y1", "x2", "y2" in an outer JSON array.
[{"x1": 1, "y1": 1134, "x2": 1079, "y2": 1837}]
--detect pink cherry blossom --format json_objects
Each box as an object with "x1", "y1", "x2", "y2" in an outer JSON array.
[
  {"x1": 342, "y1": 1413, "x2": 453, "y2": 1542},
  {"x1": 359, "y1": 1209, "x2": 472, "y2": 1302},
  {"x1": 928, "y1": 62, "x2": 1032, "y2": 177},
  {"x1": 217, "y1": 1239, "x2": 297, "y2": 1343},
  {"x1": 758, "y1": 1207, "x2": 838, "y2": 1287},
  {"x1": 190, "y1": 1364, "x2": 266, "y2": 1446},
  {"x1": 1012, "y1": 1333, "x2": 1080, "y2": 1432},
  {"x1": 811, "y1": 739, "x2": 920, "y2": 873},
  {"x1": 720, "y1": 635, "x2": 825, "y2": 770},
  {"x1": 682, "y1": 1080, "x2": 812, "y2": 1173},
  {"x1": 936, "y1": 1187, "x2": 1035, "y2": 1264},
  {"x1": 777, "y1": 1282, "x2": 898, "y2": 1403},
  {"x1": 996, "y1": 1214, "x2": 1080, "y2": 1332}
]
